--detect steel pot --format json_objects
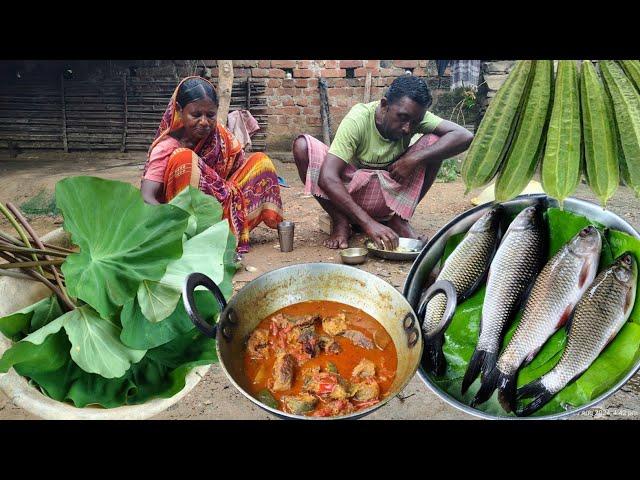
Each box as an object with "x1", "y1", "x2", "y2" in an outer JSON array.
[
  {"x1": 183, "y1": 263, "x2": 423, "y2": 419},
  {"x1": 403, "y1": 194, "x2": 640, "y2": 420}
]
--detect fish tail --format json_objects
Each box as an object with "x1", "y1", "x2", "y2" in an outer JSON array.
[
  {"x1": 461, "y1": 349, "x2": 497, "y2": 395},
  {"x1": 496, "y1": 372, "x2": 519, "y2": 413},
  {"x1": 470, "y1": 365, "x2": 502, "y2": 408},
  {"x1": 515, "y1": 380, "x2": 553, "y2": 417},
  {"x1": 421, "y1": 334, "x2": 446, "y2": 377}
]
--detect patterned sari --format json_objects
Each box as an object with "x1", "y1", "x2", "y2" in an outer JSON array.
[{"x1": 143, "y1": 76, "x2": 283, "y2": 253}]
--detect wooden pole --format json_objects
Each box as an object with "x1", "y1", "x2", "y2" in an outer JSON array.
[
  {"x1": 318, "y1": 78, "x2": 331, "y2": 145},
  {"x1": 60, "y1": 74, "x2": 68, "y2": 152},
  {"x1": 217, "y1": 60, "x2": 234, "y2": 126},
  {"x1": 246, "y1": 75, "x2": 252, "y2": 110},
  {"x1": 364, "y1": 72, "x2": 372, "y2": 103},
  {"x1": 121, "y1": 73, "x2": 128, "y2": 152}
]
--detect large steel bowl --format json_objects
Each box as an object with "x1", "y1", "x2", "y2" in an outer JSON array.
[
  {"x1": 183, "y1": 262, "x2": 423, "y2": 419},
  {"x1": 403, "y1": 194, "x2": 640, "y2": 420}
]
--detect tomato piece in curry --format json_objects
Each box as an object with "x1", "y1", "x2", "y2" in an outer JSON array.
[{"x1": 243, "y1": 300, "x2": 397, "y2": 417}]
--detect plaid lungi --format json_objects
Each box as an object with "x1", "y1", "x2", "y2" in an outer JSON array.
[{"x1": 299, "y1": 133, "x2": 439, "y2": 221}]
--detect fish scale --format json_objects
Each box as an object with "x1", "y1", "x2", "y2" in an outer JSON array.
[
  {"x1": 472, "y1": 226, "x2": 601, "y2": 410},
  {"x1": 461, "y1": 205, "x2": 546, "y2": 395},
  {"x1": 424, "y1": 231, "x2": 498, "y2": 334},
  {"x1": 479, "y1": 228, "x2": 544, "y2": 352},
  {"x1": 516, "y1": 253, "x2": 637, "y2": 416},
  {"x1": 421, "y1": 207, "x2": 502, "y2": 377},
  {"x1": 543, "y1": 267, "x2": 634, "y2": 393}
]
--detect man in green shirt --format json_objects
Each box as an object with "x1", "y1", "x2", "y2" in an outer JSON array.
[{"x1": 293, "y1": 75, "x2": 473, "y2": 250}]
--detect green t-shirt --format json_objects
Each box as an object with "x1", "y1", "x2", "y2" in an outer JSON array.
[{"x1": 328, "y1": 101, "x2": 443, "y2": 169}]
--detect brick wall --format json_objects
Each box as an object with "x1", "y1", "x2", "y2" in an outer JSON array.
[{"x1": 198, "y1": 60, "x2": 452, "y2": 151}]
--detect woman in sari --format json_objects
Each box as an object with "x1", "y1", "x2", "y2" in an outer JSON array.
[{"x1": 141, "y1": 76, "x2": 284, "y2": 254}]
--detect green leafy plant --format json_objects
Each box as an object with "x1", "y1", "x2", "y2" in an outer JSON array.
[{"x1": 0, "y1": 178, "x2": 238, "y2": 408}]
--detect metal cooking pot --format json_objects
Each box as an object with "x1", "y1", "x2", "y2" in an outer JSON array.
[
  {"x1": 183, "y1": 263, "x2": 423, "y2": 419},
  {"x1": 403, "y1": 194, "x2": 640, "y2": 419}
]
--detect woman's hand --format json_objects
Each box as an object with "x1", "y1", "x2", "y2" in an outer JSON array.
[{"x1": 364, "y1": 220, "x2": 399, "y2": 250}]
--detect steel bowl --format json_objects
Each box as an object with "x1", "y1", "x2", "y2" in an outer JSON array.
[
  {"x1": 340, "y1": 247, "x2": 368, "y2": 265},
  {"x1": 183, "y1": 263, "x2": 423, "y2": 419},
  {"x1": 366, "y1": 237, "x2": 425, "y2": 261},
  {"x1": 403, "y1": 194, "x2": 640, "y2": 420}
]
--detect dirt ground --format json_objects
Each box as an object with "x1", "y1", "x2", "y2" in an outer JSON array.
[{"x1": 1, "y1": 150, "x2": 640, "y2": 420}]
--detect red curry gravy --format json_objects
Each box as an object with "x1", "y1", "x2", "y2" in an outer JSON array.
[{"x1": 243, "y1": 300, "x2": 398, "y2": 417}]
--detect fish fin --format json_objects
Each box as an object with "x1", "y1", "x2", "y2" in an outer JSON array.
[
  {"x1": 497, "y1": 373, "x2": 518, "y2": 413},
  {"x1": 578, "y1": 261, "x2": 593, "y2": 289},
  {"x1": 556, "y1": 304, "x2": 574, "y2": 329},
  {"x1": 462, "y1": 349, "x2": 493, "y2": 395},
  {"x1": 421, "y1": 334, "x2": 446, "y2": 377},
  {"x1": 461, "y1": 349, "x2": 484, "y2": 395},
  {"x1": 515, "y1": 383, "x2": 553, "y2": 417},
  {"x1": 471, "y1": 365, "x2": 502, "y2": 408},
  {"x1": 516, "y1": 379, "x2": 543, "y2": 400},
  {"x1": 625, "y1": 285, "x2": 637, "y2": 315},
  {"x1": 564, "y1": 308, "x2": 577, "y2": 336}
]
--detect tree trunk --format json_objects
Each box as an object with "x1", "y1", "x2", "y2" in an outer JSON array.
[{"x1": 217, "y1": 60, "x2": 234, "y2": 126}]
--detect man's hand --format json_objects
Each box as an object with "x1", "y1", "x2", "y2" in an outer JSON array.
[
  {"x1": 388, "y1": 154, "x2": 420, "y2": 184},
  {"x1": 364, "y1": 220, "x2": 399, "y2": 251}
]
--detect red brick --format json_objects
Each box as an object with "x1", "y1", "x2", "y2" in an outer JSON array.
[
  {"x1": 294, "y1": 79, "x2": 309, "y2": 88},
  {"x1": 296, "y1": 60, "x2": 313, "y2": 69},
  {"x1": 303, "y1": 106, "x2": 319, "y2": 115},
  {"x1": 267, "y1": 78, "x2": 282, "y2": 88},
  {"x1": 418, "y1": 60, "x2": 428, "y2": 68},
  {"x1": 294, "y1": 96, "x2": 308, "y2": 107},
  {"x1": 393, "y1": 60, "x2": 418, "y2": 68},
  {"x1": 364, "y1": 60, "x2": 380, "y2": 68},
  {"x1": 293, "y1": 68, "x2": 314, "y2": 78},
  {"x1": 282, "y1": 97, "x2": 294, "y2": 106},
  {"x1": 282, "y1": 78, "x2": 295, "y2": 88},
  {"x1": 321, "y1": 68, "x2": 345, "y2": 78},
  {"x1": 252, "y1": 68, "x2": 270, "y2": 77},
  {"x1": 324, "y1": 60, "x2": 339, "y2": 69},
  {"x1": 272, "y1": 60, "x2": 297, "y2": 69},
  {"x1": 380, "y1": 68, "x2": 406, "y2": 77},
  {"x1": 233, "y1": 60, "x2": 258, "y2": 68},
  {"x1": 354, "y1": 67, "x2": 375, "y2": 77},
  {"x1": 413, "y1": 67, "x2": 427, "y2": 77},
  {"x1": 339, "y1": 60, "x2": 363, "y2": 69},
  {"x1": 306, "y1": 116, "x2": 322, "y2": 126},
  {"x1": 280, "y1": 106, "x2": 300, "y2": 115},
  {"x1": 270, "y1": 68, "x2": 286, "y2": 78},
  {"x1": 274, "y1": 115, "x2": 289, "y2": 125},
  {"x1": 257, "y1": 60, "x2": 271, "y2": 68},
  {"x1": 308, "y1": 96, "x2": 321, "y2": 106}
]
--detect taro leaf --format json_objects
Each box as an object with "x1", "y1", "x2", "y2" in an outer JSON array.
[
  {"x1": 62, "y1": 306, "x2": 146, "y2": 379},
  {"x1": 120, "y1": 290, "x2": 222, "y2": 350},
  {"x1": 56, "y1": 176, "x2": 189, "y2": 319},
  {"x1": 15, "y1": 328, "x2": 217, "y2": 408},
  {"x1": 18, "y1": 305, "x2": 146, "y2": 379},
  {"x1": 137, "y1": 221, "x2": 236, "y2": 323},
  {"x1": 0, "y1": 296, "x2": 62, "y2": 341},
  {"x1": 169, "y1": 186, "x2": 223, "y2": 238},
  {"x1": 0, "y1": 330, "x2": 69, "y2": 374},
  {"x1": 430, "y1": 207, "x2": 640, "y2": 417}
]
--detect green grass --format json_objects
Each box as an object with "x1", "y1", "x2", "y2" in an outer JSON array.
[
  {"x1": 436, "y1": 157, "x2": 461, "y2": 183},
  {"x1": 19, "y1": 190, "x2": 59, "y2": 216}
]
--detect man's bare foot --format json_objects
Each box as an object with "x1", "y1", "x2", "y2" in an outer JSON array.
[
  {"x1": 387, "y1": 215, "x2": 428, "y2": 242},
  {"x1": 324, "y1": 216, "x2": 351, "y2": 249}
]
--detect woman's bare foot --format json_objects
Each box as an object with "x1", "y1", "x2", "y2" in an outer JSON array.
[
  {"x1": 324, "y1": 215, "x2": 351, "y2": 249},
  {"x1": 387, "y1": 215, "x2": 428, "y2": 241}
]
